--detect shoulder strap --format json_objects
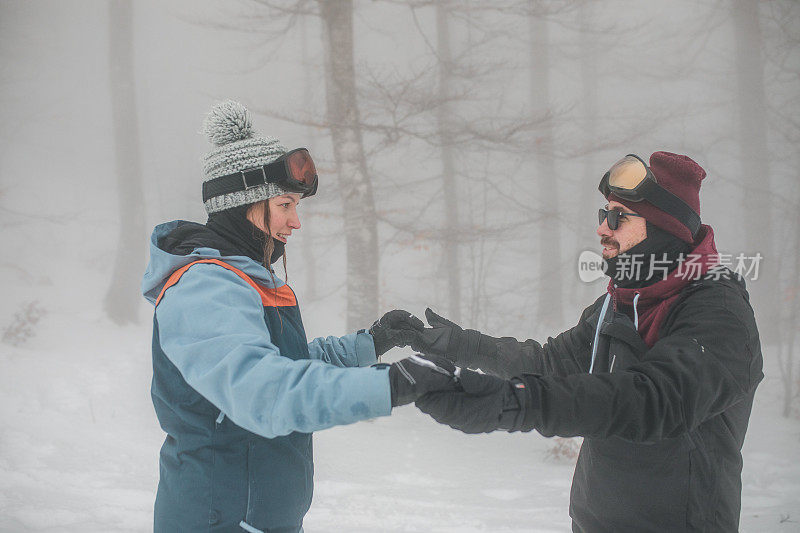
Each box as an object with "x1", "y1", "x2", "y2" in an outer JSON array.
[{"x1": 155, "y1": 259, "x2": 297, "y2": 308}]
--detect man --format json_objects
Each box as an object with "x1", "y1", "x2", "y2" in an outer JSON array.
[{"x1": 390, "y1": 152, "x2": 763, "y2": 532}]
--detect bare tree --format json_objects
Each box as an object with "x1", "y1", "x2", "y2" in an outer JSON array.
[
  {"x1": 355, "y1": 2, "x2": 568, "y2": 330},
  {"x1": 529, "y1": 4, "x2": 563, "y2": 328},
  {"x1": 762, "y1": 0, "x2": 800, "y2": 417},
  {"x1": 319, "y1": 0, "x2": 379, "y2": 330},
  {"x1": 299, "y1": 14, "x2": 319, "y2": 302},
  {"x1": 732, "y1": 0, "x2": 778, "y2": 336},
  {"x1": 577, "y1": 0, "x2": 599, "y2": 227},
  {"x1": 777, "y1": 204, "x2": 800, "y2": 417},
  {"x1": 435, "y1": 1, "x2": 463, "y2": 322},
  {"x1": 104, "y1": 0, "x2": 145, "y2": 325},
  {"x1": 569, "y1": 0, "x2": 601, "y2": 308}
]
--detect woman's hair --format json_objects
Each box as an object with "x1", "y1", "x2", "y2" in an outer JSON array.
[
  {"x1": 249, "y1": 199, "x2": 288, "y2": 331},
  {"x1": 254, "y1": 199, "x2": 288, "y2": 279}
]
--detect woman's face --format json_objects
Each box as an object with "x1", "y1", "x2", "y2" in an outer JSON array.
[{"x1": 247, "y1": 194, "x2": 302, "y2": 243}]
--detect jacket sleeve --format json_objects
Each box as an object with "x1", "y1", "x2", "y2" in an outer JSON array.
[
  {"x1": 307, "y1": 331, "x2": 377, "y2": 368},
  {"x1": 470, "y1": 298, "x2": 600, "y2": 379},
  {"x1": 155, "y1": 263, "x2": 392, "y2": 439},
  {"x1": 516, "y1": 290, "x2": 763, "y2": 442}
]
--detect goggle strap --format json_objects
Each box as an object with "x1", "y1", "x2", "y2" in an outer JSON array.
[
  {"x1": 635, "y1": 180, "x2": 701, "y2": 236},
  {"x1": 202, "y1": 156, "x2": 314, "y2": 202},
  {"x1": 601, "y1": 177, "x2": 701, "y2": 237}
]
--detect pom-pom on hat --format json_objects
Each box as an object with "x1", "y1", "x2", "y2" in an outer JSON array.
[
  {"x1": 201, "y1": 100, "x2": 288, "y2": 214},
  {"x1": 609, "y1": 151, "x2": 705, "y2": 243}
]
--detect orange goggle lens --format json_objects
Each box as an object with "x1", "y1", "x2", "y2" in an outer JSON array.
[
  {"x1": 607, "y1": 155, "x2": 649, "y2": 190},
  {"x1": 286, "y1": 149, "x2": 317, "y2": 187}
]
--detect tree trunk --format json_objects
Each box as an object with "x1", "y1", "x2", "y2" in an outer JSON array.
[
  {"x1": 104, "y1": 0, "x2": 145, "y2": 325},
  {"x1": 576, "y1": 0, "x2": 599, "y2": 308},
  {"x1": 530, "y1": 8, "x2": 563, "y2": 327},
  {"x1": 300, "y1": 14, "x2": 318, "y2": 301},
  {"x1": 436, "y1": 1, "x2": 462, "y2": 323},
  {"x1": 320, "y1": 0, "x2": 379, "y2": 331},
  {"x1": 732, "y1": 0, "x2": 776, "y2": 336},
  {"x1": 779, "y1": 191, "x2": 800, "y2": 417}
]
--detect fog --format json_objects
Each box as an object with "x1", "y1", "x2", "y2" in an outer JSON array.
[{"x1": 1, "y1": 1, "x2": 799, "y2": 531}]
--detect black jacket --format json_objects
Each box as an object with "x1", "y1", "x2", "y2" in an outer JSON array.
[{"x1": 471, "y1": 272, "x2": 763, "y2": 532}]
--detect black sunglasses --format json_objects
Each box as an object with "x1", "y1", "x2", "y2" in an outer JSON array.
[{"x1": 598, "y1": 208, "x2": 644, "y2": 230}]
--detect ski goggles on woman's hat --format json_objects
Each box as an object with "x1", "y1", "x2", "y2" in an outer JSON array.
[
  {"x1": 203, "y1": 148, "x2": 319, "y2": 202},
  {"x1": 598, "y1": 154, "x2": 700, "y2": 236}
]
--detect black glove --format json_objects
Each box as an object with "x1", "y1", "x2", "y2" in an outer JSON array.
[
  {"x1": 411, "y1": 308, "x2": 498, "y2": 368},
  {"x1": 415, "y1": 370, "x2": 526, "y2": 434},
  {"x1": 370, "y1": 310, "x2": 425, "y2": 357},
  {"x1": 388, "y1": 353, "x2": 461, "y2": 407}
]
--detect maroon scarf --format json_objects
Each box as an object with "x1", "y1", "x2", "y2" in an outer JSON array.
[{"x1": 608, "y1": 225, "x2": 719, "y2": 347}]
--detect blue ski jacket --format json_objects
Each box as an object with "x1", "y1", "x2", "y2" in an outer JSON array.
[{"x1": 142, "y1": 221, "x2": 392, "y2": 532}]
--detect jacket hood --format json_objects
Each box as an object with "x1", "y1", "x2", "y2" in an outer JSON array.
[{"x1": 141, "y1": 220, "x2": 285, "y2": 305}]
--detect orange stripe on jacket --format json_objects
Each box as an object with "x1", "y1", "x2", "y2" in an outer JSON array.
[{"x1": 155, "y1": 259, "x2": 297, "y2": 308}]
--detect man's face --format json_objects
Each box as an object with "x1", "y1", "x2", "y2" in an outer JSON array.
[{"x1": 596, "y1": 200, "x2": 648, "y2": 259}]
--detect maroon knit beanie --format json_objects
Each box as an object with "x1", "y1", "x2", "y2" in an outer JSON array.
[{"x1": 608, "y1": 151, "x2": 705, "y2": 243}]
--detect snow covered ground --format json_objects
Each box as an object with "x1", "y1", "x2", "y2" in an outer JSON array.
[{"x1": 0, "y1": 300, "x2": 798, "y2": 532}]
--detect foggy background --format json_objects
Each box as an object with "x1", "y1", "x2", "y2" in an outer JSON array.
[{"x1": 1, "y1": 0, "x2": 799, "y2": 531}]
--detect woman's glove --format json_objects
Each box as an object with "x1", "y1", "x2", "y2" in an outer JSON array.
[
  {"x1": 415, "y1": 370, "x2": 527, "y2": 433},
  {"x1": 387, "y1": 353, "x2": 462, "y2": 407},
  {"x1": 410, "y1": 308, "x2": 499, "y2": 368},
  {"x1": 369, "y1": 310, "x2": 425, "y2": 357}
]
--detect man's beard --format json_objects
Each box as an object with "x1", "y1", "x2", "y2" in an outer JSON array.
[{"x1": 603, "y1": 222, "x2": 692, "y2": 288}]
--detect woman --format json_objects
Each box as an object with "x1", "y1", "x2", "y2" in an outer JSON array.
[{"x1": 141, "y1": 101, "x2": 457, "y2": 533}]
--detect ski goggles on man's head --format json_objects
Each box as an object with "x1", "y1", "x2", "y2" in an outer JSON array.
[
  {"x1": 598, "y1": 154, "x2": 700, "y2": 236},
  {"x1": 203, "y1": 148, "x2": 319, "y2": 202},
  {"x1": 598, "y1": 208, "x2": 645, "y2": 230}
]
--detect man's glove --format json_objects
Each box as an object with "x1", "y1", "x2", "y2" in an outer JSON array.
[
  {"x1": 388, "y1": 353, "x2": 462, "y2": 407},
  {"x1": 370, "y1": 310, "x2": 425, "y2": 357},
  {"x1": 410, "y1": 308, "x2": 499, "y2": 368},
  {"x1": 415, "y1": 370, "x2": 527, "y2": 434}
]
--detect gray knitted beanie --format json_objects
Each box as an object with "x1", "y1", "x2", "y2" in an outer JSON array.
[{"x1": 201, "y1": 100, "x2": 288, "y2": 214}]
